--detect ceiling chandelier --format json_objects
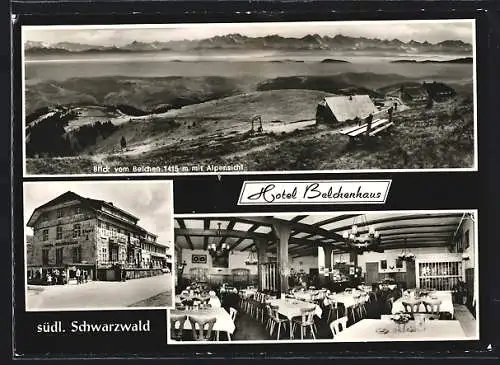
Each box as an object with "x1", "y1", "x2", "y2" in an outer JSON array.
[
  {"x1": 245, "y1": 248, "x2": 258, "y2": 265},
  {"x1": 398, "y1": 238, "x2": 415, "y2": 261},
  {"x1": 342, "y1": 215, "x2": 382, "y2": 252},
  {"x1": 208, "y1": 222, "x2": 229, "y2": 257}
]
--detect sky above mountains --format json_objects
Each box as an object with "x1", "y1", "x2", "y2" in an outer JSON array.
[{"x1": 23, "y1": 20, "x2": 474, "y2": 46}]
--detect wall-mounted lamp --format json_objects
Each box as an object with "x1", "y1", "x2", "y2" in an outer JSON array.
[{"x1": 177, "y1": 260, "x2": 187, "y2": 277}]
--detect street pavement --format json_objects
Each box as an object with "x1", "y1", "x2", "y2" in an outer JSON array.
[{"x1": 26, "y1": 273, "x2": 173, "y2": 310}]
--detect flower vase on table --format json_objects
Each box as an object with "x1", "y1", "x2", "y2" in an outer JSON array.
[
  {"x1": 413, "y1": 313, "x2": 427, "y2": 332},
  {"x1": 390, "y1": 313, "x2": 411, "y2": 333}
]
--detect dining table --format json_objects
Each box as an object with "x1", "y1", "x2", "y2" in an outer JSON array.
[
  {"x1": 268, "y1": 298, "x2": 322, "y2": 339},
  {"x1": 329, "y1": 290, "x2": 365, "y2": 309},
  {"x1": 240, "y1": 288, "x2": 258, "y2": 298},
  {"x1": 175, "y1": 293, "x2": 211, "y2": 304},
  {"x1": 332, "y1": 318, "x2": 467, "y2": 342},
  {"x1": 169, "y1": 307, "x2": 235, "y2": 341},
  {"x1": 392, "y1": 290, "x2": 454, "y2": 318},
  {"x1": 293, "y1": 290, "x2": 319, "y2": 301}
]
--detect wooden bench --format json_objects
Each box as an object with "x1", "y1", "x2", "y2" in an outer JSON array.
[{"x1": 340, "y1": 118, "x2": 393, "y2": 141}]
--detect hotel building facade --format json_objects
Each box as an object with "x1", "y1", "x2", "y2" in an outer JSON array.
[{"x1": 27, "y1": 191, "x2": 172, "y2": 283}]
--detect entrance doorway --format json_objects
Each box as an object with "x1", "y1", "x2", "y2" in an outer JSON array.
[{"x1": 365, "y1": 262, "x2": 379, "y2": 284}]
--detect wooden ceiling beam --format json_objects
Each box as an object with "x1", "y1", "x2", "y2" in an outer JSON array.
[
  {"x1": 234, "y1": 216, "x2": 345, "y2": 241},
  {"x1": 175, "y1": 228, "x2": 268, "y2": 241},
  {"x1": 203, "y1": 218, "x2": 210, "y2": 250},
  {"x1": 381, "y1": 236, "x2": 452, "y2": 243},
  {"x1": 219, "y1": 220, "x2": 236, "y2": 246},
  {"x1": 329, "y1": 213, "x2": 462, "y2": 233},
  {"x1": 228, "y1": 224, "x2": 261, "y2": 251},
  {"x1": 291, "y1": 215, "x2": 308, "y2": 223},
  {"x1": 380, "y1": 230, "x2": 455, "y2": 238},
  {"x1": 176, "y1": 218, "x2": 194, "y2": 250}
]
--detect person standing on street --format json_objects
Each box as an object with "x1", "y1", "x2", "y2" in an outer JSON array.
[{"x1": 76, "y1": 268, "x2": 81, "y2": 284}]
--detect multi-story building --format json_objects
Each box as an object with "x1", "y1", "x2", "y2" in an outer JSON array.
[{"x1": 27, "y1": 191, "x2": 171, "y2": 283}]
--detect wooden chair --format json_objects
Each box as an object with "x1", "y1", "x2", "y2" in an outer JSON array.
[
  {"x1": 265, "y1": 305, "x2": 274, "y2": 334},
  {"x1": 189, "y1": 316, "x2": 217, "y2": 341},
  {"x1": 423, "y1": 300, "x2": 442, "y2": 320},
  {"x1": 325, "y1": 297, "x2": 339, "y2": 323},
  {"x1": 350, "y1": 293, "x2": 361, "y2": 323},
  {"x1": 385, "y1": 296, "x2": 395, "y2": 315},
  {"x1": 169, "y1": 314, "x2": 187, "y2": 342},
  {"x1": 358, "y1": 293, "x2": 369, "y2": 318},
  {"x1": 268, "y1": 305, "x2": 289, "y2": 340},
  {"x1": 247, "y1": 294, "x2": 256, "y2": 317},
  {"x1": 330, "y1": 316, "x2": 348, "y2": 338},
  {"x1": 229, "y1": 307, "x2": 238, "y2": 322},
  {"x1": 291, "y1": 307, "x2": 317, "y2": 340},
  {"x1": 402, "y1": 300, "x2": 422, "y2": 317}
]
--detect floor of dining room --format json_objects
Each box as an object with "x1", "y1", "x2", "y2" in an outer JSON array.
[{"x1": 222, "y1": 292, "x2": 477, "y2": 341}]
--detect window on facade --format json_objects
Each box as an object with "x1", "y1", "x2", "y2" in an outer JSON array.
[
  {"x1": 42, "y1": 249, "x2": 49, "y2": 265},
  {"x1": 105, "y1": 223, "x2": 110, "y2": 230},
  {"x1": 75, "y1": 206, "x2": 82, "y2": 215},
  {"x1": 72, "y1": 246, "x2": 82, "y2": 263},
  {"x1": 42, "y1": 229, "x2": 49, "y2": 241},
  {"x1": 73, "y1": 224, "x2": 81, "y2": 238},
  {"x1": 56, "y1": 226, "x2": 62, "y2": 240},
  {"x1": 57, "y1": 209, "x2": 63, "y2": 218},
  {"x1": 55, "y1": 247, "x2": 63, "y2": 265}
]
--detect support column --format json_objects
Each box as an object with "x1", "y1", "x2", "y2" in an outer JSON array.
[
  {"x1": 350, "y1": 250, "x2": 359, "y2": 286},
  {"x1": 273, "y1": 221, "x2": 291, "y2": 297},
  {"x1": 255, "y1": 239, "x2": 267, "y2": 291},
  {"x1": 322, "y1": 246, "x2": 333, "y2": 287}
]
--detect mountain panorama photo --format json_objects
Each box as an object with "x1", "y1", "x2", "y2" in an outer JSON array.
[{"x1": 23, "y1": 20, "x2": 476, "y2": 175}]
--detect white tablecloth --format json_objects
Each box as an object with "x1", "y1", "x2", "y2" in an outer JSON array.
[
  {"x1": 329, "y1": 292, "x2": 359, "y2": 308},
  {"x1": 269, "y1": 298, "x2": 322, "y2": 320},
  {"x1": 240, "y1": 289, "x2": 258, "y2": 298},
  {"x1": 293, "y1": 290, "x2": 319, "y2": 301},
  {"x1": 333, "y1": 319, "x2": 466, "y2": 342},
  {"x1": 175, "y1": 294, "x2": 210, "y2": 303},
  {"x1": 379, "y1": 284, "x2": 398, "y2": 290},
  {"x1": 392, "y1": 291, "x2": 454, "y2": 317},
  {"x1": 170, "y1": 307, "x2": 236, "y2": 334}
]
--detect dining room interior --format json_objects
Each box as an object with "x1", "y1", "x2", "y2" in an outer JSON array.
[{"x1": 168, "y1": 211, "x2": 478, "y2": 343}]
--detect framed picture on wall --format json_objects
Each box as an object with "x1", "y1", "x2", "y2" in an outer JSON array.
[
  {"x1": 396, "y1": 258, "x2": 403, "y2": 269},
  {"x1": 212, "y1": 253, "x2": 229, "y2": 268},
  {"x1": 381, "y1": 260, "x2": 388, "y2": 270},
  {"x1": 192, "y1": 254, "x2": 207, "y2": 264}
]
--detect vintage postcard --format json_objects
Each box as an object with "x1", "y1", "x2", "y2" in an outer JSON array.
[{"x1": 22, "y1": 19, "x2": 476, "y2": 176}]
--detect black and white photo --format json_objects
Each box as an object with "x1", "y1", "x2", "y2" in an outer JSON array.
[
  {"x1": 24, "y1": 180, "x2": 175, "y2": 311},
  {"x1": 22, "y1": 20, "x2": 476, "y2": 176},
  {"x1": 168, "y1": 211, "x2": 478, "y2": 343}
]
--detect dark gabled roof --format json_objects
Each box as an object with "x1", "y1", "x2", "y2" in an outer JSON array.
[
  {"x1": 27, "y1": 191, "x2": 139, "y2": 227},
  {"x1": 423, "y1": 82, "x2": 456, "y2": 94},
  {"x1": 402, "y1": 86, "x2": 428, "y2": 99}
]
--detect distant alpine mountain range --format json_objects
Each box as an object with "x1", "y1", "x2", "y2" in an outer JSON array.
[{"x1": 24, "y1": 34, "x2": 473, "y2": 55}]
